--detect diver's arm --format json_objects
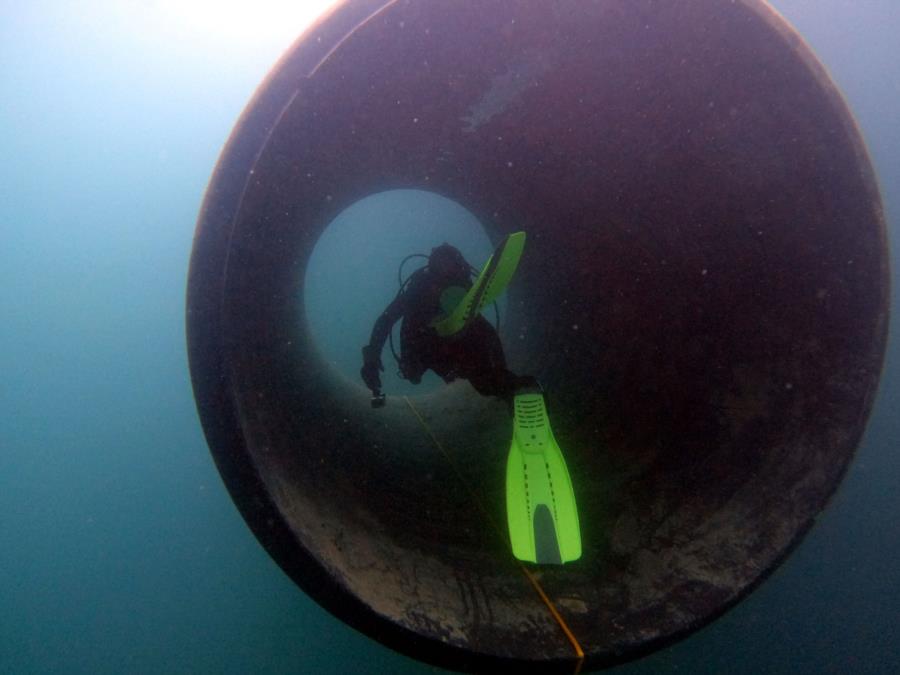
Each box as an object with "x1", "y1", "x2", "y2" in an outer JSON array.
[
  {"x1": 360, "y1": 291, "x2": 406, "y2": 397},
  {"x1": 366, "y1": 291, "x2": 406, "y2": 359}
]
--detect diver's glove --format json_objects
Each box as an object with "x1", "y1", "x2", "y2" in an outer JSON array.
[{"x1": 360, "y1": 345, "x2": 384, "y2": 393}]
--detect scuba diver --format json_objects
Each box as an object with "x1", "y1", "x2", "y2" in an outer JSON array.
[
  {"x1": 360, "y1": 240, "x2": 533, "y2": 406},
  {"x1": 360, "y1": 233, "x2": 581, "y2": 565}
]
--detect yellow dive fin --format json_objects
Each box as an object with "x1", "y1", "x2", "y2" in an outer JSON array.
[
  {"x1": 431, "y1": 231, "x2": 526, "y2": 337},
  {"x1": 506, "y1": 390, "x2": 581, "y2": 564}
]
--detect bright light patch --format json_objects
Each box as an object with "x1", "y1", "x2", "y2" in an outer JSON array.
[{"x1": 157, "y1": 0, "x2": 339, "y2": 47}]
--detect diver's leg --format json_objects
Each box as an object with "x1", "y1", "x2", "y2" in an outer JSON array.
[
  {"x1": 456, "y1": 318, "x2": 535, "y2": 400},
  {"x1": 399, "y1": 322, "x2": 435, "y2": 384},
  {"x1": 400, "y1": 357, "x2": 425, "y2": 384}
]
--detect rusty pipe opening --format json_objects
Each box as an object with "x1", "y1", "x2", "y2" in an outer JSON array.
[{"x1": 187, "y1": 1, "x2": 889, "y2": 671}]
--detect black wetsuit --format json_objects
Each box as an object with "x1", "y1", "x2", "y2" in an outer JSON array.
[{"x1": 367, "y1": 266, "x2": 529, "y2": 399}]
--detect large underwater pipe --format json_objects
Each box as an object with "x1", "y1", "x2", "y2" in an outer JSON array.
[{"x1": 187, "y1": 1, "x2": 889, "y2": 672}]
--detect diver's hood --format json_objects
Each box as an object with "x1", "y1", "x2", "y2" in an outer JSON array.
[{"x1": 428, "y1": 243, "x2": 469, "y2": 284}]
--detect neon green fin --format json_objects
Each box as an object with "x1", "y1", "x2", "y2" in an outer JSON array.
[
  {"x1": 431, "y1": 231, "x2": 526, "y2": 337},
  {"x1": 506, "y1": 391, "x2": 581, "y2": 564}
]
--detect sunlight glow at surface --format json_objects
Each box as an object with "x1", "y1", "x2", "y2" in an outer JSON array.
[{"x1": 157, "y1": 0, "x2": 340, "y2": 47}]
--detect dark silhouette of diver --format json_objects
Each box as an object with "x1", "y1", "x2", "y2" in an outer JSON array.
[
  {"x1": 360, "y1": 243, "x2": 534, "y2": 406},
  {"x1": 361, "y1": 239, "x2": 581, "y2": 564}
]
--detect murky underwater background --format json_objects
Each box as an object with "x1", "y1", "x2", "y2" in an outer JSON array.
[{"x1": 1, "y1": 1, "x2": 898, "y2": 672}]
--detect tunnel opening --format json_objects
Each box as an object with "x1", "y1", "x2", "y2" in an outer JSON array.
[{"x1": 303, "y1": 188, "x2": 498, "y2": 398}]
